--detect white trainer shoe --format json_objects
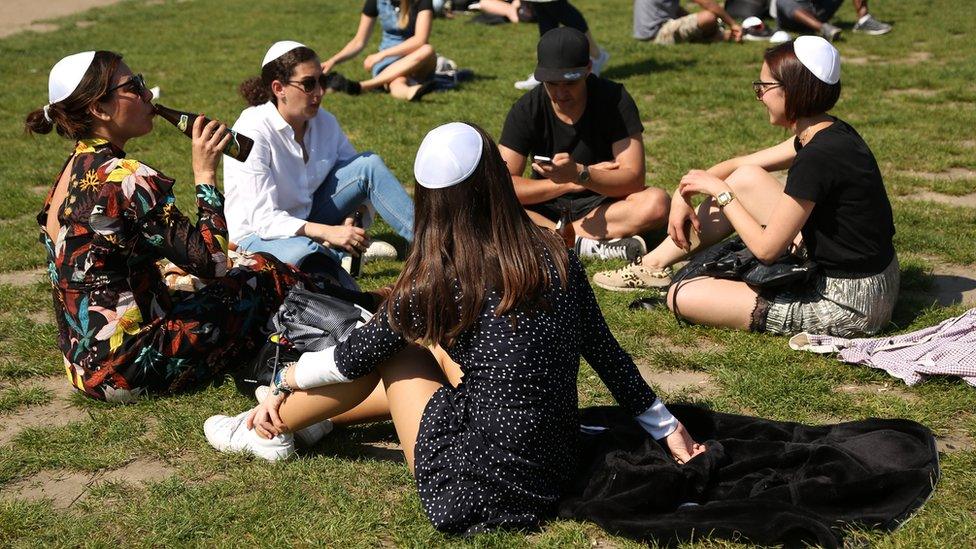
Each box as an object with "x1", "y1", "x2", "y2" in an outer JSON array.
[
  {"x1": 514, "y1": 73, "x2": 541, "y2": 90},
  {"x1": 363, "y1": 240, "x2": 397, "y2": 262},
  {"x1": 204, "y1": 411, "x2": 296, "y2": 462},
  {"x1": 254, "y1": 386, "x2": 335, "y2": 447},
  {"x1": 591, "y1": 48, "x2": 610, "y2": 76}
]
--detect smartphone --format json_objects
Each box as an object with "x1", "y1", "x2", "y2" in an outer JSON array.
[{"x1": 532, "y1": 155, "x2": 553, "y2": 165}]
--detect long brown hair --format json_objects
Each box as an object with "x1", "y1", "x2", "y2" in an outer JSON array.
[
  {"x1": 764, "y1": 42, "x2": 841, "y2": 123},
  {"x1": 386, "y1": 123, "x2": 569, "y2": 346},
  {"x1": 397, "y1": 0, "x2": 414, "y2": 29},
  {"x1": 239, "y1": 46, "x2": 318, "y2": 106},
  {"x1": 24, "y1": 51, "x2": 123, "y2": 139}
]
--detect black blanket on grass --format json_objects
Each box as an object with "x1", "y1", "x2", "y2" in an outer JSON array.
[{"x1": 559, "y1": 405, "x2": 939, "y2": 548}]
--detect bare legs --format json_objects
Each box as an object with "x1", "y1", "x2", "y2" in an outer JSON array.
[
  {"x1": 642, "y1": 166, "x2": 785, "y2": 270},
  {"x1": 359, "y1": 44, "x2": 438, "y2": 101},
  {"x1": 655, "y1": 166, "x2": 788, "y2": 330},
  {"x1": 275, "y1": 343, "x2": 463, "y2": 473},
  {"x1": 525, "y1": 186, "x2": 670, "y2": 239},
  {"x1": 479, "y1": 0, "x2": 521, "y2": 23}
]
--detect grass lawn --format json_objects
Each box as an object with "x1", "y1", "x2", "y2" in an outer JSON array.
[{"x1": 1, "y1": 0, "x2": 975, "y2": 546}]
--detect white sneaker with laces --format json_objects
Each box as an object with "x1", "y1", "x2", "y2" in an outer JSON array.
[
  {"x1": 204, "y1": 411, "x2": 295, "y2": 462},
  {"x1": 514, "y1": 73, "x2": 540, "y2": 90},
  {"x1": 254, "y1": 385, "x2": 335, "y2": 447}
]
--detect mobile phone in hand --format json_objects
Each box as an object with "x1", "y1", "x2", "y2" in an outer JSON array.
[{"x1": 533, "y1": 155, "x2": 553, "y2": 166}]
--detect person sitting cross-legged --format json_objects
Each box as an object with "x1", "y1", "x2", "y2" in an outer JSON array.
[{"x1": 498, "y1": 27, "x2": 670, "y2": 262}]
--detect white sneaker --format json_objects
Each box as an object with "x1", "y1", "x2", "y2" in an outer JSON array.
[
  {"x1": 204, "y1": 411, "x2": 296, "y2": 462},
  {"x1": 254, "y1": 386, "x2": 335, "y2": 447},
  {"x1": 363, "y1": 240, "x2": 397, "y2": 262},
  {"x1": 591, "y1": 48, "x2": 610, "y2": 76},
  {"x1": 514, "y1": 73, "x2": 540, "y2": 90}
]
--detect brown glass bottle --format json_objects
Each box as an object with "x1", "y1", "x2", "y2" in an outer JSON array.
[
  {"x1": 349, "y1": 210, "x2": 364, "y2": 278},
  {"x1": 554, "y1": 207, "x2": 575, "y2": 249},
  {"x1": 153, "y1": 103, "x2": 254, "y2": 162}
]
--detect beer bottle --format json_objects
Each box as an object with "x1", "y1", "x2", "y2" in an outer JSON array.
[
  {"x1": 349, "y1": 210, "x2": 364, "y2": 278},
  {"x1": 554, "y1": 207, "x2": 576, "y2": 249},
  {"x1": 153, "y1": 103, "x2": 254, "y2": 162}
]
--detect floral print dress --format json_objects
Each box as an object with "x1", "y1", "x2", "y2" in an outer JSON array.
[{"x1": 38, "y1": 138, "x2": 308, "y2": 402}]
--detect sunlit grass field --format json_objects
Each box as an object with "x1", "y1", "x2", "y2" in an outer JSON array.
[{"x1": 1, "y1": 0, "x2": 974, "y2": 546}]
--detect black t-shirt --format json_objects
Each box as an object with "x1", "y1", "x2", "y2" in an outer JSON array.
[
  {"x1": 363, "y1": 0, "x2": 434, "y2": 36},
  {"x1": 499, "y1": 74, "x2": 644, "y2": 201},
  {"x1": 784, "y1": 119, "x2": 895, "y2": 277}
]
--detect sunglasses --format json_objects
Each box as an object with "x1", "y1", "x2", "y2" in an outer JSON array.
[
  {"x1": 103, "y1": 74, "x2": 149, "y2": 99},
  {"x1": 752, "y1": 80, "x2": 781, "y2": 100},
  {"x1": 286, "y1": 74, "x2": 326, "y2": 94}
]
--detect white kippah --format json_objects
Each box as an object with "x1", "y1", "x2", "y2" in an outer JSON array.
[
  {"x1": 793, "y1": 36, "x2": 840, "y2": 85},
  {"x1": 48, "y1": 51, "x2": 96, "y2": 105},
  {"x1": 262, "y1": 40, "x2": 307, "y2": 67},
  {"x1": 414, "y1": 122, "x2": 484, "y2": 189}
]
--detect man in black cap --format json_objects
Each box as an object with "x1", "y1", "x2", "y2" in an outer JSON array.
[{"x1": 499, "y1": 27, "x2": 669, "y2": 262}]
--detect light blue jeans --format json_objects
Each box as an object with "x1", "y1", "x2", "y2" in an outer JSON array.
[{"x1": 237, "y1": 152, "x2": 414, "y2": 289}]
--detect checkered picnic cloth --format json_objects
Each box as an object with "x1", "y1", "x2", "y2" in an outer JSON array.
[{"x1": 789, "y1": 308, "x2": 976, "y2": 387}]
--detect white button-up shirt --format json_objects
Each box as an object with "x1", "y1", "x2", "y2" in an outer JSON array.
[{"x1": 223, "y1": 101, "x2": 357, "y2": 241}]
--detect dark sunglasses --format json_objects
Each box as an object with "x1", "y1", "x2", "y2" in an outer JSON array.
[
  {"x1": 752, "y1": 80, "x2": 781, "y2": 100},
  {"x1": 103, "y1": 74, "x2": 148, "y2": 99},
  {"x1": 286, "y1": 74, "x2": 326, "y2": 94}
]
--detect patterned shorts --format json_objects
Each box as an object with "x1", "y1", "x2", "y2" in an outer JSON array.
[
  {"x1": 654, "y1": 14, "x2": 720, "y2": 45},
  {"x1": 754, "y1": 256, "x2": 900, "y2": 338}
]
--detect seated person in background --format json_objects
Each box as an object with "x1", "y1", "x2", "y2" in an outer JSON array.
[
  {"x1": 226, "y1": 41, "x2": 415, "y2": 289},
  {"x1": 595, "y1": 37, "x2": 898, "y2": 338},
  {"x1": 633, "y1": 0, "x2": 744, "y2": 44},
  {"x1": 321, "y1": 0, "x2": 438, "y2": 102},
  {"x1": 476, "y1": 0, "x2": 526, "y2": 23},
  {"x1": 499, "y1": 28, "x2": 670, "y2": 262},
  {"x1": 774, "y1": 0, "x2": 892, "y2": 42}
]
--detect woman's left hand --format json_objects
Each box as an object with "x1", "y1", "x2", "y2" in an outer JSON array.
[
  {"x1": 678, "y1": 169, "x2": 729, "y2": 200},
  {"x1": 363, "y1": 53, "x2": 382, "y2": 72},
  {"x1": 246, "y1": 390, "x2": 288, "y2": 439},
  {"x1": 665, "y1": 421, "x2": 706, "y2": 464}
]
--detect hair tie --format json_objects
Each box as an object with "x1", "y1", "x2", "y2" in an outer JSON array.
[{"x1": 43, "y1": 104, "x2": 53, "y2": 123}]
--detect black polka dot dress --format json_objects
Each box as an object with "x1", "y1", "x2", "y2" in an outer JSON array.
[{"x1": 332, "y1": 252, "x2": 658, "y2": 533}]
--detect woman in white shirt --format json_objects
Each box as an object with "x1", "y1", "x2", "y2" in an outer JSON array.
[{"x1": 224, "y1": 41, "x2": 415, "y2": 288}]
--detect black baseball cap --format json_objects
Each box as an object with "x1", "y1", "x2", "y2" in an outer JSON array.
[{"x1": 533, "y1": 27, "x2": 590, "y2": 83}]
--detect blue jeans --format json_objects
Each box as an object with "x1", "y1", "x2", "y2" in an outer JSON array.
[{"x1": 237, "y1": 152, "x2": 414, "y2": 289}]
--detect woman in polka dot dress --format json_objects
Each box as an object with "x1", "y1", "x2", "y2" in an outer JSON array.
[{"x1": 205, "y1": 122, "x2": 705, "y2": 534}]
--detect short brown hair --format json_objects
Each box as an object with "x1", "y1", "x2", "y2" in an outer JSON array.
[
  {"x1": 764, "y1": 42, "x2": 841, "y2": 122},
  {"x1": 24, "y1": 51, "x2": 123, "y2": 139}
]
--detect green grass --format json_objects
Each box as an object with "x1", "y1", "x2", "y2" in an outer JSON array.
[{"x1": 1, "y1": 0, "x2": 975, "y2": 546}]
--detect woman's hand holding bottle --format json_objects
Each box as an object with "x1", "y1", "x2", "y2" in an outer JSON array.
[{"x1": 190, "y1": 115, "x2": 231, "y2": 185}]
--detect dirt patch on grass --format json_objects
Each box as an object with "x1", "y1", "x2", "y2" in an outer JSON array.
[
  {"x1": 0, "y1": 0, "x2": 124, "y2": 38},
  {"x1": 902, "y1": 168, "x2": 976, "y2": 182},
  {"x1": 904, "y1": 191, "x2": 976, "y2": 208},
  {"x1": 0, "y1": 458, "x2": 177, "y2": 509},
  {"x1": 904, "y1": 260, "x2": 976, "y2": 307},
  {"x1": 845, "y1": 56, "x2": 871, "y2": 66},
  {"x1": 961, "y1": 140, "x2": 975, "y2": 149},
  {"x1": 894, "y1": 51, "x2": 934, "y2": 65},
  {"x1": 886, "y1": 88, "x2": 939, "y2": 98},
  {"x1": 935, "y1": 427, "x2": 974, "y2": 453},
  {"x1": 0, "y1": 377, "x2": 87, "y2": 446},
  {"x1": 637, "y1": 366, "x2": 718, "y2": 397},
  {"x1": 27, "y1": 309, "x2": 54, "y2": 324},
  {"x1": 0, "y1": 268, "x2": 46, "y2": 287},
  {"x1": 835, "y1": 382, "x2": 918, "y2": 403}
]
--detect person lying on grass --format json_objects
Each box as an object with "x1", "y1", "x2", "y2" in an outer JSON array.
[
  {"x1": 205, "y1": 121, "x2": 704, "y2": 534},
  {"x1": 26, "y1": 51, "x2": 372, "y2": 402},
  {"x1": 594, "y1": 37, "x2": 899, "y2": 337}
]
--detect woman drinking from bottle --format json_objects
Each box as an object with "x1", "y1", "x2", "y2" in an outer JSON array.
[{"x1": 25, "y1": 50, "x2": 371, "y2": 402}]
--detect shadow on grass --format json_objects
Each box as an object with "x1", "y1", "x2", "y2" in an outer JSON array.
[
  {"x1": 308, "y1": 421, "x2": 405, "y2": 464},
  {"x1": 601, "y1": 58, "x2": 695, "y2": 81}
]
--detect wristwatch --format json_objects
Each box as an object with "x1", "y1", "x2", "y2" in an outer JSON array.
[
  {"x1": 716, "y1": 191, "x2": 736, "y2": 207},
  {"x1": 578, "y1": 164, "x2": 590, "y2": 183}
]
